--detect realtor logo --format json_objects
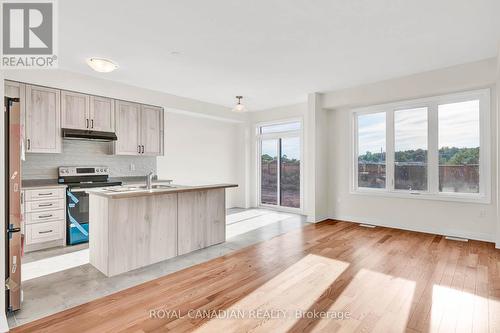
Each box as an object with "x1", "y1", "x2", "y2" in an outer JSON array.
[{"x1": 1, "y1": 0, "x2": 58, "y2": 68}]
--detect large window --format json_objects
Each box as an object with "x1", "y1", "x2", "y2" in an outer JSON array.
[
  {"x1": 353, "y1": 89, "x2": 490, "y2": 202},
  {"x1": 258, "y1": 121, "x2": 302, "y2": 209}
]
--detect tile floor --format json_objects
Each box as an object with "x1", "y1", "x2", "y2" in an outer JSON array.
[{"x1": 7, "y1": 208, "x2": 307, "y2": 328}]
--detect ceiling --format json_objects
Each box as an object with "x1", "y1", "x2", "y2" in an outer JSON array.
[{"x1": 59, "y1": 0, "x2": 500, "y2": 111}]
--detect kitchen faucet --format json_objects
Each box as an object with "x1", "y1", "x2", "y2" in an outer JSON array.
[{"x1": 146, "y1": 171, "x2": 155, "y2": 190}]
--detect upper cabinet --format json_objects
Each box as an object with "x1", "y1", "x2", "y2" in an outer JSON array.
[
  {"x1": 8, "y1": 80, "x2": 163, "y2": 155},
  {"x1": 90, "y1": 96, "x2": 114, "y2": 132},
  {"x1": 61, "y1": 91, "x2": 115, "y2": 132},
  {"x1": 115, "y1": 101, "x2": 164, "y2": 156},
  {"x1": 140, "y1": 105, "x2": 163, "y2": 156},
  {"x1": 25, "y1": 85, "x2": 61, "y2": 154},
  {"x1": 61, "y1": 91, "x2": 90, "y2": 130},
  {"x1": 115, "y1": 101, "x2": 141, "y2": 155}
]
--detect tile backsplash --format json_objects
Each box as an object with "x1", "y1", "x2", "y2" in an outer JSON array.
[{"x1": 22, "y1": 140, "x2": 157, "y2": 179}]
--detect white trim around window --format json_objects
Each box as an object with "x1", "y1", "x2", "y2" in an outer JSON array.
[{"x1": 350, "y1": 88, "x2": 491, "y2": 204}]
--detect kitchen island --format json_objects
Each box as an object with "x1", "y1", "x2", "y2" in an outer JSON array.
[{"x1": 87, "y1": 184, "x2": 237, "y2": 277}]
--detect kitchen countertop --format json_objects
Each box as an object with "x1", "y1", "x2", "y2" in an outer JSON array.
[
  {"x1": 21, "y1": 177, "x2": 173, "y2": 189},
  {"x1": 86, "y1": 183, "x2": 238, "y2": 199},
  {"x1": 21, "y1": 179, "x2": 67, "y2": 189}
]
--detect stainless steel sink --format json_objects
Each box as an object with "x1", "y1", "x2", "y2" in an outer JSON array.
[{"x1": 136, "y1": 184, "x2": 176, "y2": 189}]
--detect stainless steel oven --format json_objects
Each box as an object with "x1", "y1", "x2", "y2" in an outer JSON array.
[{"x1": 58, "y1": 167, "x2": 121, "y2": 245}]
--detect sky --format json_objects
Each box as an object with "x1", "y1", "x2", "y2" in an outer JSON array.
[
  {"x1": 261, "y1": 137, "x2": 300, "y2": 160},
  {"x1": 358, "y1": 100, "x2": 480, "y2": 155}
]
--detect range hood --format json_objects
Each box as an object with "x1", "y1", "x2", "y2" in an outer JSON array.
[{"x1": 62, "y1": 128, "x2": 117, "y2": 141}]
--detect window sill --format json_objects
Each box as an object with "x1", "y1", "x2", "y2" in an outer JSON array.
[{"x1": 350, "y1": 188, "x2": 490, "y2": 204}]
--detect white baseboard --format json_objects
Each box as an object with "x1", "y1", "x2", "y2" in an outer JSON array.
[
  {"x1": 331, "y1": 214, "x2": 495, "y2": 243},
  {"x1": 307, "y1": 215, "x2": 329, "y2": 223}
]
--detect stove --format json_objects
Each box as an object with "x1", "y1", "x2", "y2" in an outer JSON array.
[{"x1": 58, "y1": 166, "x2": 122, "y2": 245}]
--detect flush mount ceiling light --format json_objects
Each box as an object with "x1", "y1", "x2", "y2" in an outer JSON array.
[
  {"x1": 232, "y1": 96, "x2": 247, "y2": 112},
  {"x1": 86, "y1": 58, "x2": 119, "y2": 73}
]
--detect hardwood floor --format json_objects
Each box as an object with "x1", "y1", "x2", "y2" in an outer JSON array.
[{"x1": 12, "y1": 220, "x2": 500, "y2": 333}]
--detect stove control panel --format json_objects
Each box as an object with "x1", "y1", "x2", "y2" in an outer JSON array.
[{"x1": 58, "y1": 166, "x2": 110, "y2": 177}]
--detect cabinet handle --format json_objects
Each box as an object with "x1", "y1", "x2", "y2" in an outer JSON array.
[
  {"x1": 27, "y1": 139, "x2": 31, "y2": 151},
  {"x1": 38, "y1": 230, "x2": 53, "y2": 234},
  {"x1": 138, "y1": 145, "x2": 141, "y2": 153},
  {"x1": 38, "y1": 214, "x2": 53, "y2": 219},
  {"x1": 38, "y1": 192, "x2": 53, "y2": 196},
  {"x1": 141, "y1": 145, "x2": 145, "y2": 154},
  {"x1": 38, "y1": 203, "x2": 53, "y2": 207},
  {"x1": 86, "y1": 119, "x2": 89, "y2": 128},
  {"x1": 91, "y1": 119, "x2": 94, "y2": 129}
]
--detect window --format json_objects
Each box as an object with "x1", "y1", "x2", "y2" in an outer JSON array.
[
  {"x1": 357, "y1": 112, "x2": 386, "y2": 189},
  {"x1": 394, "y1": 107, "x2": 428, "y2": 191},
  {"x1": 258, "y1": 121, "x2": 302, "y2": 209},
  {"x1": 352, "y1": 89, "x2": 490, "y2": 202},
  {"x1": 438, "y1": 100, "x2": 480, "y2": 193}
]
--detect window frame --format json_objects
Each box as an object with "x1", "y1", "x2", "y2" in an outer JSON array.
[
  {"x1": 256, "y1": 118, "x2": 304, "y2": 213},
  {"x1": 351, "y1": 89, "x2": 491, "y2": 203}
]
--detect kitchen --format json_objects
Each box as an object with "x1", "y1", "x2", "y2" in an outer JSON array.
[{"x1": 3, "y1": 76, "x2": 258, "y2": 326}]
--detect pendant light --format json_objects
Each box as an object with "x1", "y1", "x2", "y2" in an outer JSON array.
[{"x1": 232, "y1": 96, "x2": 247, "y2": 112}]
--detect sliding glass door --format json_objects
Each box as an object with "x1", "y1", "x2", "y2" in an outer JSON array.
[{"x1": 258, "y1": 121, "x2": 301, "y2": 209}]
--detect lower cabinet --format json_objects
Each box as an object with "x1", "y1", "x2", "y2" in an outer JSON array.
[
  {"x1": 177, "y1": 189, "x2": 225, "y2": 255},
  {"x1": 23, "y1": 186, "x2": 66, "y2": 252}
]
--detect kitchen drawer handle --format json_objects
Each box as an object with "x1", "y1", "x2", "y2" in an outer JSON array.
[
  {"x1": 38, "y1": 230, "x2": 53, "y2": 234},
  {"x1": 141, "y1": 145, "x2": 145, "y2": 154},
  {"x1": 38, "y1": 192, "x2": 53, "y2": 196},
  {"x1": 86, "y1": 119, "x2": 89, "y2": 128},
  {"x1": 38, "y1": 214, "x2": 53, "y2": 219},
  {"x1": 27, "y1": 138, "x2": 31, "y2": 150},
  {"x1": 38, "y1": 203, "x2": 53, "y2": 207},
  {"x1": 91, "y1": 119, "x2": 94, "y2": 129}
]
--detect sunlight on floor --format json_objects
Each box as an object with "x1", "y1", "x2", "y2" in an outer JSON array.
[
  {"x1": 22, "y1": 249, "x2": 89, "y2": 281},
  {"x1": 428, "y1": 284, "x2": 494, "y2": 332},
  {"x1": 317, "y1": 268, "x2": 416, "y2": 332},
  {"x1": 226, "y1": 209, "x2": 296, "y2": 239},
  {"x1": 196, "y1": 254, "x2": 350, "y2": 332}
]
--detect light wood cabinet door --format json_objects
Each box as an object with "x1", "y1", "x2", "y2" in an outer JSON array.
[
  {"x1": 177, "y1": 191, "x2": 208, "y2": 255},
  {"x1": 115, "y1": 100, "x2": 141, "y2": 155},
  {"x1": 61, "y1": 90, "x2": 90, "y2": 130},
  {"x1": 205, "y1": 189, "x2": 226, "y2": 246},
  {"x1": 140, "y1": 105, "x2": 163, "y2": 156},
  {"x1": 25, "y1": 85, "x2": 61, "y2": 153},
  {"x1": 90, "y1": 96, "x2": 115, "y2": 132},
  {"x1": 177, "y1": 189, "x2": 226, "y2": 255}
]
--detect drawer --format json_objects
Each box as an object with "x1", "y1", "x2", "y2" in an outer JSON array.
[
  {"x1": 26, "y1": 199, "x2": 64, "y2": 212},
  {"x1": 26, "y1": 209, "x2": 65, "y2": 225},
  {"x1": 25, "y1": 188, "x2": 65, "y2": 201},
  {"x1": 25, "y1": 220, "x2": 63, "y2": 245}
]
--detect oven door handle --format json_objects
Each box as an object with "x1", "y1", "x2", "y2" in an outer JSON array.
[{"x1": 68, "y1": 188, "x2": 89, "y2": 193}]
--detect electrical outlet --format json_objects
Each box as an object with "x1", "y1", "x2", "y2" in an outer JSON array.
[{"x1": 129, "y1": 163, "x2": 135, "y2": 171}]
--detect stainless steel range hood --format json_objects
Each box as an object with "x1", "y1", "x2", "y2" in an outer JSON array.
[{"x1": 62, "y1": 128, "x2": 117, "y2": 141}]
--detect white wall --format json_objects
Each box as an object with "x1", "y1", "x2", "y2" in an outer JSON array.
[
  {"x1": 325, "y1": 58, "x2": 498, "y2": 242},
  {"x1": 158, "y1": 112, "x2": 243, "y2": 208}
]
